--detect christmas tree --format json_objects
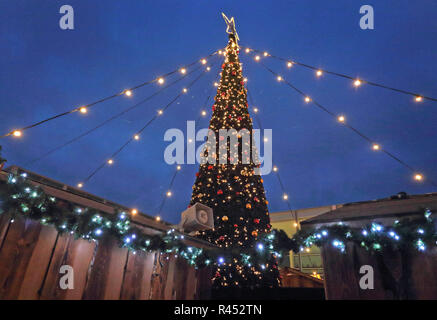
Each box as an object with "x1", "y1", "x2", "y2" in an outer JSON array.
[{"x1": 189, "y1": 15, "x2": 280, "y2": 288}]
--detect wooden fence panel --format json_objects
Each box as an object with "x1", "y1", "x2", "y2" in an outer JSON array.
[
  {"x1": 185, "y1": 265, "x2": 197, "y2": 299},
  {"x1": 150, "y1": 252, "x2": 171, "y2": 299},
  {"x1": 164, "y1": 255, "x2": 178, "y2": 299},
  {"x1": 82, "y1": 234, "x2": 128, "y2": 300},
  {"x1": 0, "y1": 217, "x2": 212, "y2": 300},
  {"x1": 39, "y1": 234, "x2": 96, "y2": 300},
  {"x1": 174, "y1": 258, "x2": 189, "y2": 300},
  {"x1": 0, "y1": 216, "x2": 58, "y2": 299},
  {"x1": 321, "y1": 243, "x2": 361, "y2": 300},
  {"x1": 0, "y1": 213, "x2": 11, "y2": 248},
  {"x1": 120, "y1": 251, "x2": 155, "y2": 300},
  {"x1": 195, "y1": 267, "x2": 212, "y2": 300}
]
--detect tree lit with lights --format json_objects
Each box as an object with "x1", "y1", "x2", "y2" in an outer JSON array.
[{"x1": 189, "y1": 17, "x2": 280, "y2": 288}]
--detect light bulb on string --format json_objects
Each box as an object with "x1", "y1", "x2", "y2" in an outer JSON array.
[
  {"x1": 201, "y1": 110, "x2": 207, "y2": 116},
  {"x1": 304, "y1": 96, "x2": 311, "y2": 103},
  {"x1": 276, "y1": 76, "x2": 282, "y2": 82},
  {"x1": 414, "y1": 173, "x2": 424, "y2": 182},
  {"x1": 158, "y1": 110, "x2": 163, "y2": 115},
  {"x1": 372, "y1": 143, "x2": 380, "y2": 151},
  {"x1": 156, "y1": 216, "x2": 161, "y2": 221},
  {"x1": 337, "y1": 115, "x2": 346, "y2": 123},
  {"x1": 107, "y1": 159, "x2": 114, "y2": 165},
  {"x1": 176, "y1": 165, "x2": 181, "y2": 171},
  {"x1": 283, "y1": 194, "x2": 288, "y2": 200},
  {"x1": 157, "y1": 77, "x2": 165, "y2": 85},
  {"x1": 131, "y1": 209, "x2": 138, "y2": 215},
  {"x1": 287, "y1": 61, "x2": 293, "y2": 68},
  {"x1": 255, "y1": 55, "x2": 260, "y2": 61},
  {"x1": 253, "y1": 107, "x2": 258, "y2": 113},
  {"x1": 12, "y1": 130, "x2": 22, "y2": 137},
  {"x1": 354, "y1": 79, "x2": 362, "y2": 87},
  {"x1": 415, "y1": 96, "x2": 423, "y2": 102},
  {"x1": 273, "y1": 166, "x2": 278, "y2": 172},
  {"x1": 201, "y1": 59, "x2": 207, "y2": 65},
  {"x1": 134, "y1": 134, "x2": 140, "y2": 140},
  {"x1": 79, "y1": 106, "x2": 88, "y2": 114},
  {"x1": 182, "y1": 88, "x2": 188, "y2": 93},
  {"x1": 180, "y1": 68, "x2": 186, "y2": 74},
  {"x1": 166, "y1": 191, "x2": 172, "y2": 197},
  {"x1": 77, "y1": 183, "x2": 83, "y2": 188},
  {"x1": 124, "y1": 90, "x2": 132, "y2": 97},
  {"x1": 316, "y1": 70, "x2": 323, "y2": 77},
  {"x1": 263, "y1": 52, "x2": 269, "y2": 57}
]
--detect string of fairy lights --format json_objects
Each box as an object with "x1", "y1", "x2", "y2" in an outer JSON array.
[
  {"x1": 240, "y1": 46, "x2": 437, "y2": 103},
  {"x1": 246, "y1": 88, "x2": 298, "y2": 227},
  {"x1": 77, "y1": 60, "x2": 217, "y2": 189},
  {"x1": 239, "y1": 48, "x2": 437, "y2": 188},
  {"x1": 156, "y1": 71, "x2": 222, "y2": 219},
  {"x1": 2, "y1": 42, "x2": 437, "y2": 227},
  {"x1": 2, "y1": 51, "x2": 218, "y2": 139},
  {"x1": 25, "y1": 65, "x2": 204, "y2": 166}
]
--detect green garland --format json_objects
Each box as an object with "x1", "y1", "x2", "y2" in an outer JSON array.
[
  {"x1": 0, "y1": 172, "x2": 435, "y2": 271},
  {"x1": 0, "y1": 173, "x2": 280, "y2": 269},
  {"x1": 274, "y1": 211, "x2": 436, "y2": 254}
]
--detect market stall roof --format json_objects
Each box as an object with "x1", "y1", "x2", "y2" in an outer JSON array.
[{"x1": 301, "y1": 192, "x2": 437, "y2": 225}]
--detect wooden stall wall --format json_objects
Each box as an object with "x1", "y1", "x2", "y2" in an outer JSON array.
[
  {"x1": 0, "y1": 215, "x2": 212, "y2": 300},
  {"x1": 321, "y1": 242, "x2": 437, "y2": 300},
  {"x1": 279, "y1": 267, "x2": 324, "y2": 288}
]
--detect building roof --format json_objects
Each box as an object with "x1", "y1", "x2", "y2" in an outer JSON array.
[
  {"x1": 301, "y1": 192, "x2": 437, "y2": 225},
  {"x1": 270, "y1": 205, "x2": 340, "y2": 223}
]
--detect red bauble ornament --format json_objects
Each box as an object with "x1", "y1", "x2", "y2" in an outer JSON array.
[
  {"x1": 234, "y1": 224, "x2": 238, "y2": 227},
  {"x1": 219, "y1": 235, "x2": 225, "y2": 241},
  {"x1": 208, "y1": 165, "x2": 213, "y2": 170},
  {"x1": 195, "y1": 172, "x2": 199, "y2": 177},
  {"x1": 254, "y1": 218, "x2": 260, "y2": 224},
  {"x1": 217, "y1": 189, "x2": 223, "y2": 195}
]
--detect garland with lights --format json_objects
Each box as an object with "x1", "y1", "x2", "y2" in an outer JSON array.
[
  {"x1": 0, "y1": 172, "x2": 436, "y2": 280},
  {"x1": 273, "y1": 211, "x2": 437, "y2": 254},
  {"x1": 0, "y1": 173, "x2": 283, "y2": 270}
]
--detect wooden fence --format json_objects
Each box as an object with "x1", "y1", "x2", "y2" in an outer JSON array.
[{"x1": 0, "y1": 213, "x2": 212, "y2": 300}]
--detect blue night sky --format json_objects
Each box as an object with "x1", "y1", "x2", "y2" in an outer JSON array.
[{"x1": 1, "y1": 1, "x2": 437, "y2": 224}]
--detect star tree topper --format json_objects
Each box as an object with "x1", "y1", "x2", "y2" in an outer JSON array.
[{"x1": 221, "y1": 13, "x2": 239, "y2": 45}]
